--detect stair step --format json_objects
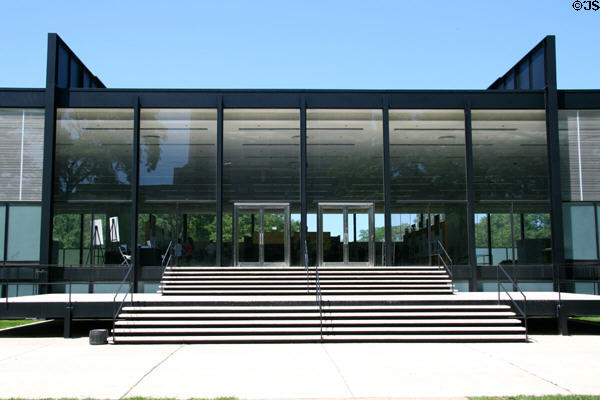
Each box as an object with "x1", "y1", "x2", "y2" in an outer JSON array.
[
  {"x1": 112, "y1": 333, "x2": 527, "y2": 343},
  {"x1": 122, "y1": 304, "x2": 511, "y2": 312},
  {"x1": 115, "y1": 318, "x2": 523, "y2": 327},
  {"x1": 159, "y1": 283, "x2": 452, "y2": 289},
  {"x1": 113, "y1": 325, "x2": 526, "y2": 334},
  {"x1": 160, "y1": 279, "x2": 452, "y2": 285},
  {"x1": 165, "y1": 266, "x2": 445, "y2": 271},
  {"x1": 118, "y1": 311, "x2": 517, "y2": 319},
  {"x1": 159, "y1": 289, "x2": 454, "y2": 295}
]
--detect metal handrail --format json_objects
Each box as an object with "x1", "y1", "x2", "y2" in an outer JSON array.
[
  {"x1": 303, "y1": 239, "x2": 324, "y2": 340},
  {"x1": 436, "y1": 240, "x2": 454, "y2": 266},
  {"x1": 497, "y1": 263, "x2": 528, "y2": 341},
  {"x1": 112, "y1": 262, "x2": 135, "y2": 340},
  {"x1": 303, "y1": 240, "x2": 310, "y2": 293},
  {"x1": 434, "y1": 240, "x2": 454, "y2": 282}
]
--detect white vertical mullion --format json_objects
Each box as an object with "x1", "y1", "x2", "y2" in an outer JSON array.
[
  {"x1": 19, "y1": 109, "x2": 25, "y2": 201},
  {"x1": 576, "y1": 111, "x2": 583, "y2": 201}
]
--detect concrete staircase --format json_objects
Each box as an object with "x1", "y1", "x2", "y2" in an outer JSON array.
[
  {"x1": 112, "y1": 303, "x2": 526, "y2": 343},
  {"x1": 111, "y1": 266, "x2": 528, "y2": 343}
]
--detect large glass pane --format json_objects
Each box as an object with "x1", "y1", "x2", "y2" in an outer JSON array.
[
  {"x1": 0, "y1": 205, "x2": 5, "y2": 261},
  {"x1": 138, "y1": 109, "x2": 218, "y2": 267},
  {"x1": 514, "y1": 203, "x2": 551, "y2": 264},
  {"x1": 53, "y1": 109, "x2": 133, "y2": 265},
  {"x1": 224, "y1": 109, "x2": 300, "y2": 202},
  {"x1": 559, "y1": 110, "x2": 600, "y2": 201},
  {"x1": 264, "y1": 209, "x2": 285, "y2": 263},
  {"x1": 391, "y1": 205, "x2": 430, "y2": 266},
  {"x1": 472, "y1": 110, "x2": 548, "y2": 200},
  {"x1": 475, "y1": 213, "x2": 491, "y2": 265},
  {"x1": 238, "y1": 208, "x2": 259, "y2": 263},
  {"x1": 307, "y1": 109, "x2": 383, "y2": 202},
  {"x1": 430, "y1": 203, "x2": 469, "y2": 265},
  {"x1": 563, "y1": 204, "x2": 597, "y2": 260},
  {"x1": 0, "y1": 109, "x2": 44, "y2": 202},
  {"x1": 291, "y1": 212, "x2": 301, "y2": 265},
  {"x1": 7, "y1": 205, "x2": 41, "y2": 261},
  {"x1": 322, "y1": 209, "x2": 344, "y2": 263},
  {"x1": 389, "y1": 110, "x2": 465, "y2": 200},
  {"x1": 140, "y1": 109, "x2": 217, "y2": 201},
  {"x1": 475, "y1": 204, "x2": 512, "y2": 265},
  {"x1": 348, "y1": 207, "x2": 369, "y2": 263},
  {"x1": 374, "y1": 211, "x2": 385, "y2": 265}
]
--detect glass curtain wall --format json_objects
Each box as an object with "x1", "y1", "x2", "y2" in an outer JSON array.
[
  {"x1": 0, "y1": 108, "x2": 45, "y2": 202},
  {"x1": 223, "y1": 109, "x2": 300, "y2": 266},
  {"x1": 138, "y1": 109, "x2": 217, "y2": 267},
  {"x1": 472, "y1": 110, "x2": 551, "y2": 266},
  {"x1": 53, "y1": 109, "x2": 133, "y2": 266},
  {"x1": 307, "y1": 109, "x2": 383, "y2": 265},
  {"x1": 389, "y1": 110, "x2": 468, "y2": 265}
]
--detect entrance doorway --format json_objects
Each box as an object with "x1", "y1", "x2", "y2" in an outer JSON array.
[
  {"x1": 318, "y1": 203, "x2": 375, "y2": 266},
  {"x1": 233, "y1": 203, "x2": 290, "y2": 266}
]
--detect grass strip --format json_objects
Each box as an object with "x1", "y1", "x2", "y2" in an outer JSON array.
[
  {"x1": 471, "y1": 396, "x2": 600, "y2": 400},
  {"x1": 572, "y1": 317, "x2": 600, "y2": 323},
  {"x1": 0, "y1": 320, "x2": 39, "y2": 329}
]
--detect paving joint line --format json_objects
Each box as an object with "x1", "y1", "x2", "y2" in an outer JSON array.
[
  {"x1": 321, "y1": 342, "x2": 355, "y2": 398},
  {"x1": 0, "y1": 342, "x2": 52, "y2": 363},
  {"x1": 463, "y1": 343, "x2": 574, "y2": 395},
  {"x1": 119, "y1": 344, "x2": 184, "y2": 399}
]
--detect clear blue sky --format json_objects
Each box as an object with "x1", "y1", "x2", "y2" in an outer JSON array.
[{"x1": 1, "y1": 0, "x2": 599, "y2": 90}]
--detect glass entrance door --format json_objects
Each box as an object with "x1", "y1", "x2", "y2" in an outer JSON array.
[
  {"x1": 234, "y1": 203, "x2": 290, "y2": 266},
  {"x1": 318, "y1": 203, "x2": 374, "y2": 266}
]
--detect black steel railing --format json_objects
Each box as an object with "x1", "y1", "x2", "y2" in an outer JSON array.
[
  {"x1": 497, "y1": 263, "x2": 528, "y2": 341},
  {"x1": 303, "y1": 239, "x2": 323, "y2": 340},
  {"x1": 112, "y1": 261, "x2": 135, "y2": 340},
  {"x1": 434, "y1": 240, "x2": 454, "y2": 285}
]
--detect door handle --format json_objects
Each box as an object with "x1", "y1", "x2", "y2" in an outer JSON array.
[
  {"x1": 260, "y1": 232, "x2": 264, "y2": 245},
  {"x1": 343, "y1": 232, "x2": 348, "y2": 244}
]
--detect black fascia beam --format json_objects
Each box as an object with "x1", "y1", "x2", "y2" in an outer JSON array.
[
  {"x1": 558, "y1": 90, "x2": 600, "y2": 109},
  {"x1": 59, "y1": 89, "x2": 546, "y2": 110},
  {"x1": 0, "y1": 90, "x2": 45, "y2": 107}
]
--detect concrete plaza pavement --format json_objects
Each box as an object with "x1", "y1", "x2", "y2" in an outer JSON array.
[{"x1": 1, "y1": 329, "x2": 600, "y2": 399}]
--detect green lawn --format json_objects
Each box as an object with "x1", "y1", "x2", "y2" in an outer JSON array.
[
  {"x1": 0, "y1": 320, "x2": 39, "y2": 329},
  {"x1": 471, "y1": 396, "x2": 600, "y2": 400},
  {"x1": 573, "y1": 317, "x2": 600, "y2": 323}
]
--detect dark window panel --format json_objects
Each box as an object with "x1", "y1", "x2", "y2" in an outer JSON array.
[
  {"x1": 56, "y1": 46, "x2": 69, "y2": 88},
  {"x1": 531, "y1": 47, "x2": 546, "y2": 89}
]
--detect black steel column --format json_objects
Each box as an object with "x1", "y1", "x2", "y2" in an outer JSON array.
[
  {"x1": 543, "y1": 36, "x2": 564, "y2": 292},
  {"x1": 216, "y1": 96, "x2": 224, "y2": 266},
  {"x1": 300, "y1": 97, "x2": 307, "y2": 263},
  {"x1": 382, "y1": 97, "x2": 392, "y2": 266},
  {"x1": 131, "y1": 97, "x2": 140, "y2": 291},
  {"x1": 486, "y1": 213, "x2": 492, "y2": 265},
  {"x1": 40, "y1": 33, "x2": 59, "y2": 269},
  {"x1": 464, "y1": 104, "x2": 477, "y2": 291}
]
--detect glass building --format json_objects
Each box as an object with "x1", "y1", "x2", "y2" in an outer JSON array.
[{"x1": 1, "y1": 33, "x2": 600, "y2": 296}]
